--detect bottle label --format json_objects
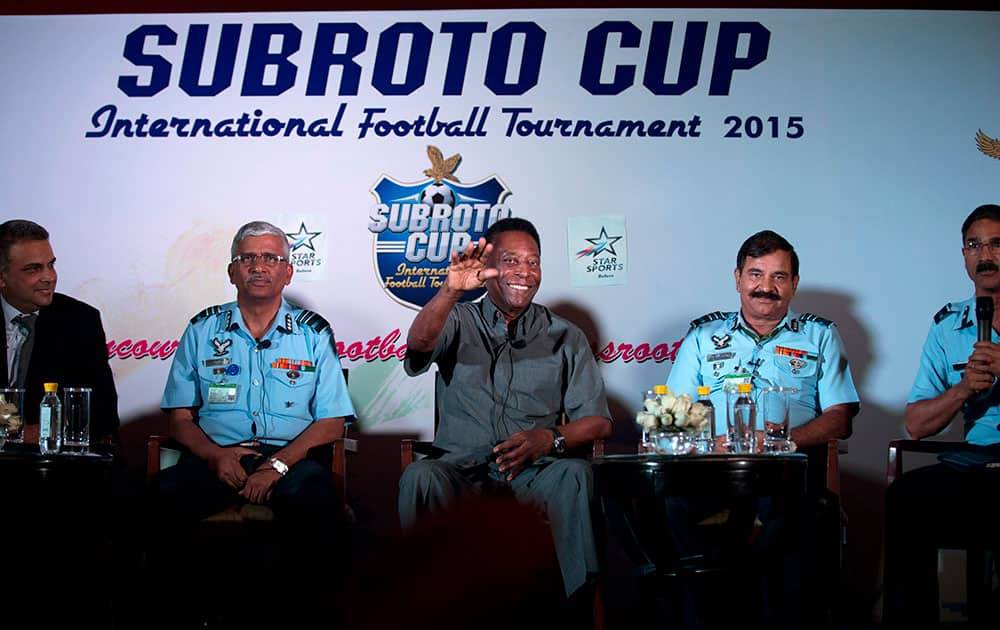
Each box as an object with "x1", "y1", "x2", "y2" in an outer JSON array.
[{"x1": 40, "y1": 407, "x2": 51, "y2": 439}]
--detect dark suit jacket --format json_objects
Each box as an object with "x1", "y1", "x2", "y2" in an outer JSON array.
[{"x1": 1, "y1": 293, "x2": 120, "y2": 442}]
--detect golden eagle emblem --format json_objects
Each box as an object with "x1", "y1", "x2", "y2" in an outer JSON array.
[
  {"x1": 422, "y1": 145, "x2": 462, "y2": 184},
  {"x1": 976, "y1": 129, "x2": 1000, "y2": 160}
]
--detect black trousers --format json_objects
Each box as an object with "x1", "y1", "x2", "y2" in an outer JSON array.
[
  {"x1": 146, "y1": 447, "x2": 348, "y2": 629},
  {"x1": 155, "y1": 445, "x2": 344, "y2": 526},
  {"x1": 883, "y1": 462, "x2": 1000, "y2": 629}
]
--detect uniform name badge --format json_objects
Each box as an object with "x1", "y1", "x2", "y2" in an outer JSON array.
[
  {"x1": 722, "y1": 371, "x2": 751, "y2": 394},
  {"x1": 208, "y1": 383, "x2": 239, "y2": 404}
]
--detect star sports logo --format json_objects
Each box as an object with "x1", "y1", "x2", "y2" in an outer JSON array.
[
  {"x1": 287, "y1": 222, "x2": 320, "y2": 252},
  {"x1": 285, "y1": 222, "x2": 323, "y2": 270},
  {"x1": 576, "y1": 226, "x2": 623, "y2": 258}
]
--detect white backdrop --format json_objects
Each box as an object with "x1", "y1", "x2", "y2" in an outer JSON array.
[{"x1": 1, "y1": 8, "x2": 998, "y2": 462}]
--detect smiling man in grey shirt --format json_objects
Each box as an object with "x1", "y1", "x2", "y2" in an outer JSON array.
[{"x1": 399, "y1": 217, "x2": 612, "y2": 602}]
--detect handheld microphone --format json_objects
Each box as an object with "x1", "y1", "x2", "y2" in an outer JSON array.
[{"x1": 976, "y1": 297, "x2": 994, "y2": 343}]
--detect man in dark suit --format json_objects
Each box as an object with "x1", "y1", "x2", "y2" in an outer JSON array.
[{"x1": 0, "y1": 219, "x2": 119, "y2": 443}]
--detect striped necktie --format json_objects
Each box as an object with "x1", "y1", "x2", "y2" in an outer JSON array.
[{"x1": 11, "y1": 313, "x2": 36, "y2": 388}]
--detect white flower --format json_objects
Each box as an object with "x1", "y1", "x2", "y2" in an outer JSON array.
[
  {"x1": 636, "y1": 411, "x2": 660, "y2": 432},
  {"x1": 635, "y1": 386, "x2": 711, "y2": 436},
  {"x1": 687, "y1": 403, "x2": 709, "y2": 434},
  {"x1": 672, "y1": 393, "x2": 692, "y2": 414},
  {"x1": 659, "y1": 392, "x2": 677, "y2": 412}
]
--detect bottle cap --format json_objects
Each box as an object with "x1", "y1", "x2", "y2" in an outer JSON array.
[
  {"x1": 43, "y1": 382, "x2": 58, "y2": 393},
  {"x1": 697, "y1": 385, "x2": 710, "y2": 396},
  {"x1": 653, "y1": 384, "x2": 668, "y2": 395},
  {"x1": 737, "y1": 383, "x2": 752, "y2": 393}
]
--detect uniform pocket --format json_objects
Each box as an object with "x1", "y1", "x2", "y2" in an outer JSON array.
[{"x1": 773, "y1": 351, "x2": 818, "y2": 379}]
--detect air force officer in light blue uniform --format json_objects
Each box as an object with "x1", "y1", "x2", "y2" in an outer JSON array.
[
  {"x1": 667, "y1": 229, "x2": 860, "y2": 449},
  {"x1": 159, "y1": 220, "x2": 353, "y2": 520}
]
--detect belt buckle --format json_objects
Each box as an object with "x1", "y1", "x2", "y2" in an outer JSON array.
[{"x1": 239, "y1": 440, "x2": 262, "y2": 448}]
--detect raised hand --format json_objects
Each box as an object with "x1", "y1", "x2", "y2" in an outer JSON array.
[{"x1": 446, "y1": 237, "x2": 497, "y2": 292}]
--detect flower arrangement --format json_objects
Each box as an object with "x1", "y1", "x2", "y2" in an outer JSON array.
[
  {"x1": 0, "y1": 399, "x2": 21, "y2": 439},
  {"x1": 635, "y1": 386, "x2": 710, "y2": 436}
]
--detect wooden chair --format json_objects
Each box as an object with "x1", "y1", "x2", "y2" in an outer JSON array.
[
  {"x1": 148, "y1": 367, "x2": 357, "y2": 523},
  {"x1": 147, "y1": 431, "x2": 357, "y2": 522},
  {"x1": 886, "y1": 438, "x2": 997, "y2": 624}
]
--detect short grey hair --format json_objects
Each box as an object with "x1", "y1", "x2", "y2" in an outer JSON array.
[
  {"x1": 230, "y1": 221, "x2": 290, "y2": 258},
  {"x1": 0, "y1": 219, "x2": 50, "y2": 272}
]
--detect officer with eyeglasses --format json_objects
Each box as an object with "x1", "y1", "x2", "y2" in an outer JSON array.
[
  {"x1": 157, "y1": 220, "x2": 354, "y2": 626},
  {"x1": 883, "y1": 203, "x2": 1000, "y2": 629}
]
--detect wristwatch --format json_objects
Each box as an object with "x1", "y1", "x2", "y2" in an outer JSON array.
[
  {"x1": 550, "y1": 427, "x2": 567, "y2": 455},
  {"x1": 267, "y1": 457, "x2": 289, "y2": 476}
]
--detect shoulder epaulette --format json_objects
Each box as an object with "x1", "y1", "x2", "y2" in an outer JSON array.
[
  {"x1": 689, "y1": 311, "x2": 727, "y2": 328},
  {"x1": 799, "y1": 313, "x2": 833, "y2": 327},
  {"x1": 933, "y1": 303, "x2": 956, "y2": 324},
  {"x1": 190, "y1": 305, "x2": 224, "y2": 324},
  {"x1": 295, "y1": 309, "x2": 330, "y2": 333}
]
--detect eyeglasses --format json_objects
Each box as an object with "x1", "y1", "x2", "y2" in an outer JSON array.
[
  {"x1": 964, "y1": 238, "x2": 1000, "y2": 253},
  {"x1": 231, "y1": 253, "x2": 289, "y2": 267}
]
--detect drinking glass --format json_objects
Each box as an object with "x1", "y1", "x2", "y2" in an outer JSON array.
[
  {"x1": 62, "y1": 387, "x2": 92, "y2": 454},
  {"x1": 760, "y1": 386, "x2": 797, "y2": 453},
  {"x1": 0, "y1": 387, "x2": 26, "y2": 445}
]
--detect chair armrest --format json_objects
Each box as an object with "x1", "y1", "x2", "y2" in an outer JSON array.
[
  {"x1": 146, "y1": 433, "x2": 185, "y2": 479},
  {"x1": 592, "y1": 438, "x2": 605, "y2": 458},
  {"x1": 825, "y1": 439, "x2": 846, "y2": 496},
  {"x1": 886, "y1": 438, "x2": 978, "y2": 484},
  {"x1": 331, "y1": 436, "x2": 358, "y2": 498},
  {"x1": 400, "y1": 439, "x2": 448, "y2": 473}
]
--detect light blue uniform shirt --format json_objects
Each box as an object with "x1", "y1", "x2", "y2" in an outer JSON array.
[
  {"x1": 908, "y1": 296, "x2": 1000, "y2": 445},
  {"x1": 667, "y1": 309, "x2": 860, "y2": 436},
  {"x1": 161, "y1": 299, "x2": 354, "y2": 446}
]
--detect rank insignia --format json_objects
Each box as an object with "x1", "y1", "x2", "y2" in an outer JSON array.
[
  {"x1": 211, "y1": 337, "x2": 232, "y2": 357},
  {"x1": 711, "y1": 334, "x2": 732, "y2": 350}
]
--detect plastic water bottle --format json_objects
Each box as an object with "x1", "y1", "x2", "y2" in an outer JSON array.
[
  {"x1": 732, "y1": 382, "x2": 756, "y2": 453},
  {"x1": 696, "y1": 385, "x2": 716, "y2": 452},
  {"x1": 39, "y1": 382, "x2": 62, "y2": 454}
]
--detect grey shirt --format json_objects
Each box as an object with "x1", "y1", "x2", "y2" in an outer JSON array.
[{"x1": 404, "y1": 297, "x2": 612, "y2": 459}]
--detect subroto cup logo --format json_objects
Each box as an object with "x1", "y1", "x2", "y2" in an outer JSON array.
[{"x1": 368, "y1": 146, "x2": 512, "y2": 310}]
